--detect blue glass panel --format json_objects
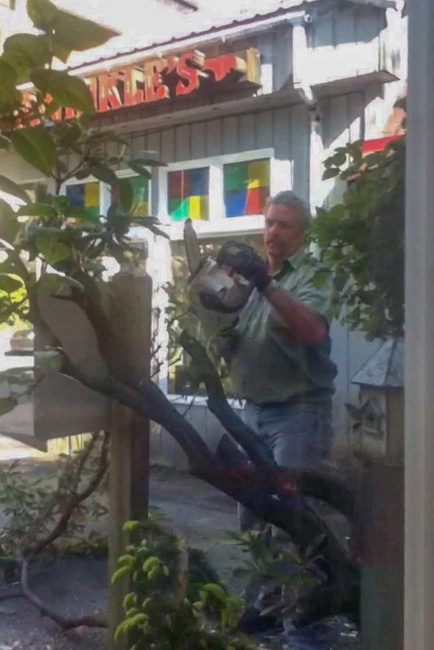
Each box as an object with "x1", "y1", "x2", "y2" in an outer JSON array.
[
  {"x1": 66, "y1": 184, "x2": 85, "y2": 207},
  {"x1": 224, "y1": 189, "x2": 246, "y2": 218},
  {"x1": 188, "y1": 167, "x2": 208, "y2": 196}
]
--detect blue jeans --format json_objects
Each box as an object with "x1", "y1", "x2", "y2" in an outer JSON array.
[{"x1": 239, "y1": 400, "x2": 333, "y2": 531}]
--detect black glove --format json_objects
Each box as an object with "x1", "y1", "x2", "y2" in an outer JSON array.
[{"x1": 216, "y1": 241, "x2": 272, "y2": 291}]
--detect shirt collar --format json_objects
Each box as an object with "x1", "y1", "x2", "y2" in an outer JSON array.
[{"x1": 273, "y1": 247, "x2": 305, "y2": 278}]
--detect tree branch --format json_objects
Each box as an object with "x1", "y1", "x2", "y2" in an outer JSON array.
[{"x1": 27, "y1": 432, "x2": 109, "y2": 556}]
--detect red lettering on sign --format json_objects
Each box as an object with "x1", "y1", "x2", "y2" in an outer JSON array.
[
  {"x1": 123, "y1": 67, "x2": 145, "y2": 106},
  {"x1": 144, "y1": 60, "x2": 169, "y2": 102},
  {"x1": 98, "y1": 73, "x2": 123, "y2": 112},
  {"x1": 203, "y1": 53, "x2": 246, "y2": 82},
  {"x1": 43, "y1": 48, "x2": 259, "y2": 120},
  {"x1": 175, "y1": 51, "x2": 200, "y2": 96}
]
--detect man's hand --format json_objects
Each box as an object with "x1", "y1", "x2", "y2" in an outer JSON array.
[{"x1": 216, "y1": 242, "x2": 272, "y2": 291}]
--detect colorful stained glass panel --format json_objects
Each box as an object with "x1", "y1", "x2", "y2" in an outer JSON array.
[
  {"x1": 224, "y1": 158, "x2": 270, "y2": 217},
  {"x1": 112, "y1": 176, "x2": 150, "y2": 216},
  {"x1": 168, "y1": 167, "x2": 209, "y2": 221},
  {"x1": 66, "y1": 182, "x2": 100, "y2": 218}
]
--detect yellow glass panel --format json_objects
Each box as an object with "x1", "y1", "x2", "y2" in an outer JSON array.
[
  {"x1": 247, "y1": 159, "x2": 270, "y2": 189},
  {"x1": 189, "y1": 195, "x2": 202, "y2": 220},
  {"x1": 84, "y1": 182, "x2": 99, "y2": 207}
]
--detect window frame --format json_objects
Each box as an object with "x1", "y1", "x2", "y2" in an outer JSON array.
[
  {"x1": 158, "y1": 148, "x2": 279, "y2": 240},
  {"x1": 62, "y1": 169, "x2": 152, "y2": 218}
]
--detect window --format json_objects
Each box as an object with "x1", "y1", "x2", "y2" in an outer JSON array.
[
  {"x1": 160, "y1": 150, "x2": 275, "y2": 237},
  {"x1": 168, "y1": 167, "x2": 209, "y2": 221},
  {"x1": 112, "y1": 175, "x2": 150, "y2": 216},
  {"x1": 66, "y1": 181, "x2": 100, "y2": 218},
  {"x1": 224, "y1": 158, "x2": 270, "y2": 218}
]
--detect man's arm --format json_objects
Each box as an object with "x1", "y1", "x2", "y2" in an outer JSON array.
[{"x1": 262, "y1": 281, "x2": 327, "y2": 345}]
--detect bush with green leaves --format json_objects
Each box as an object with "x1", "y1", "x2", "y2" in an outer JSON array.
[
  {"x1": 0, "y1": 433, "x2": 108, "y2": 565},
  {"x1": 308, "y1": 138, "x2": 405, "y2": 340},
  {"x1": 0, "y1": 0, "x2": 168, "y2": 417},
  {"x1": 112, "y1": 519, "x2": 259, "y2": 650}
]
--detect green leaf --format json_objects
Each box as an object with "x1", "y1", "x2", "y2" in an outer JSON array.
[
  {"x1": 31, "y1": 69, "x2": 94, "y2": 114},
  {"x1": 0, "y1": 60, "x2": 20, "y2": 112},
  {"x1": 89, "y1": 163, "x2": 118, "y2": 185},
  {"x1": 0, "y1": 199, "x2": 19, "y2": 244},
  {"x1": 202, "y1": 583, "x2": 227, "y2": 603},
  {"x1": 111, "y1": 565, "x2": 131, "y2": 584},
  {"x1": 35, "y1": 233, "x2": 71, "y2": 265},
  {"x1": 55, "y1": 122, "x2": 81, "y2": 149},
  {"x1": 127, "y1": 161, "x2": 151, "y2": 179},
  {"x1": 0, "y1": 176, "x2": 30, "y2": 204},
  {"x1": 142, "y1": 556, "x2": 159, "y2": 573},
  {"x1": 123, "y1": 520, "x2": 140, "y2": 532},
  {"x1": 17, "y1": 203, "x2": 56, "y2": 219},
  {"x1": 66, "y1": 207, "x2": 100, "y2": 226},
  {"x1": 312, "y1": 269, "x2": 330, "y2": 289},
  {"x1": 11, "y1": 127, "x2": 57, "y2": 176},
  {"x1": 51, "y1": 10, "x2": 118, "y2": 52},
  {"x1": 51, "y1": 40, "x2": 71, "y2": 64},
  {"x1": 322, "y1": 167, "x2": 340, "y2": 180},
  {"x1": 27, "y1": 0, "x2": 58, "y2": 30},
  {"x1": 0, "y1": 397, "x2": 17, "y2": 416},
  {"x1": 3, "y1": 34, "x2": 50, "y2": 82},
  {"x1": 0, "y1": 274, "x2": 23, "y2": 293},
  {"x1": 118, "y1": 179, "x2": 133, "y2": 213},
  {"x1": 35, "y1": 273, "x2": 84, "y2": 294}
]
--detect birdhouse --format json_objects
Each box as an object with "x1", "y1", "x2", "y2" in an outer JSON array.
[{"x1": 350, "y1": 338, "x2": 404, "y2": 464}]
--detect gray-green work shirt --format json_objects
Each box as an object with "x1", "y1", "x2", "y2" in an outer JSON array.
[{"x1": 228, "y1": 248, "x2": 337, "y2": 405}]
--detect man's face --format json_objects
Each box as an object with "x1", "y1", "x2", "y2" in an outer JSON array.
[{"x1": 264, "y1": 202, "x2": 304, "y2": 260}]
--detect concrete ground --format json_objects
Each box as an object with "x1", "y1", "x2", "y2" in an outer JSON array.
[{"x1": 0, "y1": 439, "x2": 245, "y2": 650}]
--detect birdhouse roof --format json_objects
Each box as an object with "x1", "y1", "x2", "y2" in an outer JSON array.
[{"x1": 352, "y1": 338, "x2": 404, "y2": 387}]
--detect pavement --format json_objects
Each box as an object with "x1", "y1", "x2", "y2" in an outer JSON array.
[{"x1": 0, "y1": 456, "x2": 245, "y2": 650}]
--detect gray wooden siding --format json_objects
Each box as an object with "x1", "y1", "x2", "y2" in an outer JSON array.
[
  {"x1": 128, "y1": 105, "x2": 310, "y2": 199},
  {"x1": 307, "y1": 2, "x2": 389, "y2": 85}
]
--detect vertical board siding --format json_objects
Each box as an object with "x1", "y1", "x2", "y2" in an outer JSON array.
[
  {"x1": 205, "y1": 119, "x2": 222, "y2": 156},
  {"x1": 222, "y1": 116, "x2": 239, "y2": 154},
  {"x1": 161, "y1": 127, "x2": 175, "y2": 163},
  {"x1": 290, "y1": 104, "x2": 309, "y2": 200},
  {"x1": 272, "y1": 107, "x2": 291, "y2": 161},
  {"x1": 307, "y1": 3, "x2": 385, "y2": 85},
  {"x1": 175, "y1": 124, "x2": 190, "y2": 161},
  {"x1": 238, "y1": 113, "x2": 256, "y2": 151},
  {"x1": 255, "y1": 111, "x2": 273, "y2": 150},
  {"x1": 191, "y1": 121, "x2": 206, "y2": 159},
  {"x1": 272, "y1": 25, "x2": 293, "y2": 91}
]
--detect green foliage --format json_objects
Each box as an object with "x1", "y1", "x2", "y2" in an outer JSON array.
[
  {"x1": 113, "y1": 519, "x2": 259, "y2": 650},
  {"x1": 308, "y1": 139, "x2": 405, "y2": 340},
  {"x1": 0, "y1": 0, "x2": 169, "y2": 420},
  {"x1": 227, "y1": 529, "x2": 322, "y2": 624},
  {"x1": 0, "y1": 435, "x2": 108, "y2": 559}
]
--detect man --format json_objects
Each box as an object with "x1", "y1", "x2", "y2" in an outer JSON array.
[{"x1": 216, "y1": 190, "x2": 337, "y2": 530}]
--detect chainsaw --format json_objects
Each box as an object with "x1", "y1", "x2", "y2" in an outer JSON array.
[{"x1": 184, "y1": 219, "x2": 254, "y2": 335}]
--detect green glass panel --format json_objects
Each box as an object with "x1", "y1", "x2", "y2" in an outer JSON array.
[
  {"x1": 224, "y1": 162, "x2": 248, "y2": 192},
  {"x1": 169, "y1": 197, "x2": 189, "y2": 221}
]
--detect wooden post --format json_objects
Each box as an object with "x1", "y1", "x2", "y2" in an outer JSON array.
[
  {"x1": 405, "y1": 2, "x2": 434, "y2": 648},
  {"x1": 107, "y1": 256, "x2": 152, "y2": 649}
]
